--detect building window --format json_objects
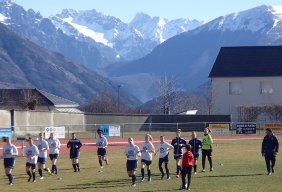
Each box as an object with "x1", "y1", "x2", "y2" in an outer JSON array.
[
  {"x1": 229, "y1": 82, "x2": 242, "y2": 95},
  {"x1": 260, "y1": 81, "x2": 273, "y2": 94}
]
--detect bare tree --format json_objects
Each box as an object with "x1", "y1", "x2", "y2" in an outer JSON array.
[{"x1": 22, "y1": 89, "x2": 40, "y2": 110}]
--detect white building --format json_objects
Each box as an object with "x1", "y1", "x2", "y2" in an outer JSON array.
[{"x1": 209, "y1": 46, "x2": 282, "y2": 121}]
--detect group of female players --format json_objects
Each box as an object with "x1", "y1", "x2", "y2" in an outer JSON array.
[
  {"x1": 2, "y1": 128, "x2": 213, "y2": 191},
  {"x1": 124, "y1": 128, "x2": 213, "y2": 190}
]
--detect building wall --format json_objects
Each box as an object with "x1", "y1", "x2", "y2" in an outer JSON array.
[
  {"x1": 0, "y1": 110, "x2": 11, "y2": 127},
  {"x1": 211, "y1": 77, "x2": 282, "y2": 120}
]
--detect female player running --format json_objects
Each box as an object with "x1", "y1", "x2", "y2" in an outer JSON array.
[
  {"x1": 171, "y1": 129, "x2": 187, "y2": 177},
  {"x1": 2, "y1": 137, "x2": 18, "y2": 185},
  {"x1": 181, "y1": 144, "x2": 194, "y2": 190},
  {"x1": 124, "y1": 138, "x2": 141, "y2": 187},
  {"x1": 26, "y1": 137, "x2": 39, "y2": 182},
  {"x1": 35, "y1": 133, "x2": 50, "y2": 179},
  {"x1": 67, "y1": 133, "x2": 82, "y2": 172},
  {"x1": 188, "y1": 131, "x2": 202, "y2": 174},
  {"x1": 154, "y1": 135, "x2": 174, "y2": 179},
  {"x1": 140, "y1": 134, "x2": 155, "y2": 182},
  {"x1": 96, "y1": 129, "x2": 109, "y2": 169},
  {"x1": 202, "y1": 127, "x2": 213, "y2": 172},
  {"x1": 48, "y1": 132, "x2": 61, "y2": 175}
]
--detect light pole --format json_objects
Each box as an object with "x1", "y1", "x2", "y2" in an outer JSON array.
[{"x1": 117, "y1": 85, "x2": 121, "y2": 113}]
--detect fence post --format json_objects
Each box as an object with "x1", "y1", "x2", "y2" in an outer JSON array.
[
  {"x1": 149, "y1": 123, "x2": 152, "y2": 134},
  {"x1": 122, "y1": 123, "x2": 124, "y2": 138}
]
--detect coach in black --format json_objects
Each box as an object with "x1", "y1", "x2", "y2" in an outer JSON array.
[
  {"x1": 261, "y1": 128, "x2": 279, "y2": 175},
  {"x1": 171, "y1": 129, "x2": 186, "y2": 177},
  {"x1": 67, "y1": 133, "x2": 82, "y2": 172}
]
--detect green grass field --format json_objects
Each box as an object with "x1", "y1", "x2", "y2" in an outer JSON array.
[{"x1": 1, "y1": 139, "x2": 281, "y2": 192}]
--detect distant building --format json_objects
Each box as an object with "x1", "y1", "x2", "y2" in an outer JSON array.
[
  {"x1": 0, "y1": 88, "x2": 82, "y2": 113},
  {"x1": 209, "y1": 46, "x2": 282, "y2": 121}
]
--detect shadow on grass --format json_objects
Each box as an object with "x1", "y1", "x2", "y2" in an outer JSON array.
[
  {"x1": 48, "y1": 178, "x2": 131, "y2": 190},
  {"x1": 198, "y1": 173, "x2": 264, "y2": 178}
]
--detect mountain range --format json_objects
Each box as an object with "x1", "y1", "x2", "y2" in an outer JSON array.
[{"x1": 1, "y1": 0, "x2": 282, "y2": 105}]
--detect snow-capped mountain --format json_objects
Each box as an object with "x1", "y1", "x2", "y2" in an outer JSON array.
[
  {"x1": 107, "y1": 5, "x2": 282, "y2": 101},
  {"x1": 50, "y1": 9, "x2": 203, "y2": 60}
]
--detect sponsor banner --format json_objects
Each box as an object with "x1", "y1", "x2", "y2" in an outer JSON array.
[
  {"x1": 0, "y1": 128, "x2": 12, "y2": 138},
  {"x1": 263, "y1": 124, "x2": 282, "y2": 134},
  {"x1": 208, "y1": 124, "x2": 230, "y2": 135},
  {"x1": 45, "y1": 127, "x2": 65, "y2": 139},
  {"x1": 236, "y1": 123, "x2": 256, "y2": 134},
  {"x1": 99, "y1": 125, "x2": 121, "y2": 137}
]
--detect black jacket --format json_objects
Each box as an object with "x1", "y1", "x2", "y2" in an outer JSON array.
[
  {"x1": 188, "y1": 138, "x2": 202, "y2": 155},
  {"x1": 171, "y1": 137, "x2": 186, "y2": 156},
  {"x1": 261, "y1": 134, "x2": 279, "y2": 156}
]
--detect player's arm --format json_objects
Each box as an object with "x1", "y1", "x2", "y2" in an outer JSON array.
[
  {"x1": 261, "y1": 138, "x2": 266, "y2": 156},
  {"x1": 12, "y1": 146, "x2": 19, "y2": 156},
  {"x1": 136, "y1": 147, "x2": 141, "y2": 157},
  {"x1": 58, "y1": 140, "x2": 61, "y2": 149},
  {"x1": 67, "y1": 141, "x2": 71, "y2": 148},
  {"x1": 77, "y1": 141, "x2": 82, "y2": 149},
  {"x1": 154, "y1": 148, "x2": 159, "y2": 156},
  {"x1": 275, "y1": 137, "x2": 279, "y2": 154}
]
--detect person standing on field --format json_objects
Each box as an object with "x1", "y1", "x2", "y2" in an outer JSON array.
[
  {"x1": 171, "y1": 129, "x2": 186, "y2": 178},
  {"x1": 140, "y1": 134, "x2": 155, "y2": 182},
  {"x1": 2, "y1": 137, "x2": 18, "y2": 185},
  {"x1": 48, "y1": 133, "x2": 61, "y2": 175},
  {"x1": 96, "y1": 129, "x2": 109, "y2": 169},
  {"x1": 180, "y1": 144, "x2": 194, "y2": 190},
  {"x1": 188, "y1": 131, "x2": 202, "y2": 174},
  {"x1": 202, "y1": 128, "x2": 213, "y2": 172},
  {"x1": 26, "y1": 137, "x2": 39, "y2": 182},
  {"x1": 67, "y1": 133, "x2": 82, "y2": 172},
  {"x1": 261, "y1": 128, "x2": 279, "y2": 175}
]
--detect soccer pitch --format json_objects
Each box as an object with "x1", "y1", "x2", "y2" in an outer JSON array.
[{"x1": 1, "y1": 139, "x2": 281, "y2": 192}]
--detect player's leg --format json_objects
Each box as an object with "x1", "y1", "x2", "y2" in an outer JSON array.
[
  {"x1": 265, "y1": 155, "x2": 271, "y2": 174},
  {"x1": 141, "y1": 161, "x2": 145, "y2": 181},
  {"x1": 181, "y1": 167, "x2": 187, "y2": 189},
  {"x1": 207, "y1": 150, "x2": 213, "y2": 171},
  {"x1": 38, "y1": 161, "x2": 43, "y2": 178},
  {"x1": 187, "y1": 166, "x2": 192, "y2": 190},
  {"x1": 159, "y1": 158, "x2": 165, "y2": 179},
  {"x1": 5, "y1": 167, "x2": 13, "y2": 185},
  {"x1": 164, "y1": 154, "x2": 170, "y2": 179},
  {"x1": 31, "y1": 164, "x2": 36, "y2": 182},
  {"x1": 52, "y1": 156, "x2": 58, "y2": 175},
  {"x1": 147, "y1": 163, "x2": 152, "y2": 182},
  {"x1": 202, "y1": 150, "x2": 207, "y2": 172},
  {"x1": 176, "y1": 158, "x2": 181, "y2": 177},
  {"x1": 42, "y1": 159, "x2": 50, "y2": 173},
  {"x1": 26, "y1": 163, "x2": 32, "y2": 182},
  {"x1": 72, "y1": 158, "x2": 77, "y2": 172}
]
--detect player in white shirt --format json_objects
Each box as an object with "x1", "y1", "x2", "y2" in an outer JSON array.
[
  {"x1": 124, "y1": 138, "x2": 141, "y2": 187},
  {"x1": 140, "y1": 134, "x2": 155, "y2": 182},
  {"x1": 35, "y1": 133, "x2": 51, "y2": 179},
  {"x1": 48, "y1": 132, "x2": 61, "y2": 175},
  {"x1": 96, "y1": 129, "x2": 109, "y2": 169},
  {"x1": 2, "y1": 137, "x2": 18, "y2": 185},
  {"x1": 154, "y1": 135, "x2": 174, "y2": 180},
  {"x1": 25, "y1": 137, "x2": 39, "y2": 182}
]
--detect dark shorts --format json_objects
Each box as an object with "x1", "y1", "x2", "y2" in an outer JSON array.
[
  {"x1": 97, "y1": 148, "x2": 107, "y2": 157},
  {"x1": 159, "y1": 154, "x2": 169, "y2": 164},
  {"x1": 141, "y1": 159, "x2": 152, "y2": 166},
  {"x1": 70, "y1": 152, "x2": 80, "y2": 159},
  {"x1": 26, "y1": 162, "x2": 36, "y2": 169},
  {"x1": 193, "y1": 153, "x2": 199, "y2": 160},
  {"x1": 49, "y1": 154, "x2": 59, "y2": 160},
  {"x1": 174, "y1": 155, "x2": 182, "y2": 160},
  {"x1": 37, "y1": 157, "x2": 46, "y2": 164},
  {"x1": 4, "y1": 158, "x2": 15, "y2": 169},
  {"x1": 202, "y1": 149, "x2": 212, "y2": 157},
  {"x1": 127, "y1": 160, "x2": 138, "y2": 172}
]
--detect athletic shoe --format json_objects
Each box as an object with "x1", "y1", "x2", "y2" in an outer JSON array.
[
  {"x1": 267, "y1": 172, "x2": 272, "y2": 176},
  {"x1": 46, "y1": 168, "x2": 51, "y2": 173},
  {"x1": 187, "y1": 188, "x2": 191, "y2": 191},
  {"x1": 77, "y1": 168, "x2": 81, "y2": 172},
  {"x1": 194, "y1": 172, "x2": 197, "y2": 175},
  {"x1": 161, "y1": 174, "x2": 165, "y2": 180},
  {"x1": 9, "y1": 183, "x2": 13, "y2": 186},
  {"x1": 202, "y1": 169, "x2": 206, "y2": 172},
  {"x1": 210, "y1": 168, "x2": 213, "y2": 172},
  {"x1": 176, "y1": 174, "x2": 180, "y2": 178},
  {"x1": 148, "y1": 178, "x2": 152, "y2": 182},
  {"x1": 40, "y1": 177, "x2": 44, "y2": 180},
  {"x1": 33, "y1": 179, "x2": 36, "y2": 183},
  {"x1": 51, "y1": 173, "x2": 54, "y2": 176},
  {"x1": 131, "y1": 183, "x2": 136, "y2": 187},
  {"x1": 167, "y1": 176, "x2": 171, "y2": 180},
  {"x1": 28, "y1": 176, "x2": 32, "y2": 182},
  {"x1": 272, "y1": 168, "x2": 275, "y2": 173},
  {"x1": 141, "y1": 177, "x2": 145, "y2": 182},
  {"x1": 100, "y1": 166, "x2": 103, "y2": 169},
  {"x1": 74, "y1": 170, "x2": 77, "y2": 172}
]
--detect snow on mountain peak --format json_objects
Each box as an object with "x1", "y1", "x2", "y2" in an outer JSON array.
[
  {"x1": 269, "y1": 5, "x2": 282, "y2": 27},
  {"x1": 0, "y1": 13, "x2": 7, "y2": 22}
]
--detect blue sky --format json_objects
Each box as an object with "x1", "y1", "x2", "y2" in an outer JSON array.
[{"x1": 12, "y1": 0, "x2": 282, "y2": 23}]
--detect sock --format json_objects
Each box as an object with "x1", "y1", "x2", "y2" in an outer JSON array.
[
  {"x1": 132, "y1": 175, "x2": 136, "y2": 184},
  {"x1": 32, "y1": 171, "x2": 36, "y2": 181},
  {"x1": 27, "y1": 171, "x2": 32, "y2": 177},
  {"x1": 148, "y1": 169, "x2": 151, "y2": 180},
  {"x1": 52, "y1": 165, "x2": 55, "y2": 173},
  {"x1": 177, "y1": 165, "x2": 181, "y2": 175},
  {"x1": 7, "y1": 174, "x2": 13, "y2": 183},
  {"x1": 194, "y1": 165, "x2": 197, "y2": 172},
  {"x1": 72, "y1": 164, "x2": 77, "y2": 171},
  {"x1": 99, "y1": 160, "x2": 103, "y2": 167},
  {"x1": 44, "y1": 168, "x2": 49, "y2": 172},
  {"x1": 38, "y1": 169, "x2": 43, "y2": 177},
  {"x1": 141, "y1": 168, "x2": 145, "y2": 178},
  {"x1": 165, "y1": 163, "x2": 170, "y2": 177},
  {"x1": 76, "y1": 163, "x2": 80, "y2": 171},
  {"x1": 54, "y1": 165, "x2": 58, "y2": 174}
]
